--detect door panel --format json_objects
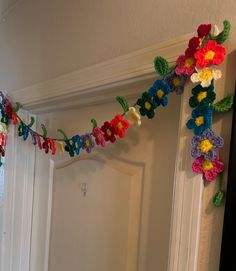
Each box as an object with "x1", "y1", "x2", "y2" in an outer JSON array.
[{"x1": 49, "y1": 158, "x2": 143, "y2": 271}]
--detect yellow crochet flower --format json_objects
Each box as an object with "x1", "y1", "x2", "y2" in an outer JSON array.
[
  {"x1": 126, "y1": 107, "x2": 141, "y2": 126},
  {"x1": 191, "y1": 67, "x2": 222, "y2": 87},
  {"x1": 0, "y1": 123, "x2": 8, "y2": 134},
  {"x1": 57, "y1": 141, "x2": 65, "y2": 153}
]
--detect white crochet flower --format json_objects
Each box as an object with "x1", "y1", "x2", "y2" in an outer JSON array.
[
  {"x1": 126, "y1": 107, "x2": 141, "y2": 126},
  {"x1": 191, "y1": 67, "x2": 222, "y2": 87},
  {"x1": 212, "y1": 24, "x2": 220, "y2": 36}
]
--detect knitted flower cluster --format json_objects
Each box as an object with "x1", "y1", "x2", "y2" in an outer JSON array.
[
  {"x1": 179, "y1": 23, "x2": 228, "y2": 181},
  {"x1": 175, "y1": 24, "x2": 226, "y2": 88}
]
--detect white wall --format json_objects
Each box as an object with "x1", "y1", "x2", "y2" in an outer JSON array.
[{"x1": 0, "y1": 0, "x2": 236, "y2": 92}]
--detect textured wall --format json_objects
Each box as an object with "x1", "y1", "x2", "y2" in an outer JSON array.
[
  {"x1": 0, "y1": 0, "x2": 235, "y2": 270},
  {"x1": 0, "y1": 0, "x2": 236, "y2": 92}
]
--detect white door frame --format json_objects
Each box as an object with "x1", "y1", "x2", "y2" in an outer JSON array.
[{"x1": 1, "y1": 33, "x2": 203, "y2": 271}]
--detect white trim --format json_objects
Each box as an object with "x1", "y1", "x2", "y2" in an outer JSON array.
[
  {"x1": 0, "y1": 112, "x2": 36, "y2": 271},
  {"x1": 167, "y1": 84, "x2": 203, "y2": 271},
  {"x1": 10, "y1": 33, "x2": 193, "y2": 113}
]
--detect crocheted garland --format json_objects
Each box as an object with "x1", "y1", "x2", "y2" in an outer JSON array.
[{"x1": 0, "y1": 20, "x2": 234, "y2": 206}]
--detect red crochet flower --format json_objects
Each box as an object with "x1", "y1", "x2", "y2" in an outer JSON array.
[
  {"x1": 194, "y1": 40, "x2": 226, "y2": 68},
  {"x1": 111, "y1": 115, "x2": 130, "y2": 138},
  {"x1": 197, "y1": 24, "x2": 211, "y2": 38},
  {"x1": 186, "y1": 37, "x2": 201, "y2": 55},
  {"x1": 0, "y1": 133, "x2": 5, "y2": 146},
  {"x1": 0, "y1": 145, "x2": 5, "y2": 157},
  {"x1": 101, "y1": 121, "x2": 116, "y2": 143}
]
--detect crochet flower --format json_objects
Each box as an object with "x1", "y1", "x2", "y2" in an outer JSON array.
[
  {"x1": 137, "y1": 92, "x2": 157, "y2": 119},
  {"x1": 0, "y1": 145, "x2": 5, "y2": 157},
  {"x1": 191, "y1": 129, "x2": 224, "y2": 160},
  {"x1": 189, "y1": 84, "x2": 216, "y2": 109},
  {"x1": 111, "y1": 114, "x2": 130, "y2": 138},
  {"x1": 197, "y1": 24, "x2": 212, "y2": 38},
  {"x1": 18, "y1": 122, "x2": 29, "y2": 140},
  {"x1": 191, "y1": 67, "x2": 222, "y2": 87},
  {"x1": 164, "y1": 70, "x2": 187, "y2": 95},
  {"x1": 186, "y1": 107, "x2": 212, "y2": 135},
  {"x1": 30, "y1": 131, "x2": 37, "y2": 145},
  {"x1": 93, "y1": 127, "x2": 106, "y2": 147},
  {"x1": 57, "y1": 141, "x2": 65, "y2": 153},
  {"x1": 125, "y1": 107, "x2": 141, "y2": 126},
  {"x1": 186, "y1": 37, "x2": 201, "y2": 55},
  {"x1": 175, "y1": 52, "x2": 196, "y2": 76},
  {"x1": 71, "y1": 135, "x2": 82, "y2": 155},
  {"x1": 81, "y1": 133, "x2": 95, "y2": 153},
  {"x1": 0, "y1": 133, "x2": 5, "y2": 146},
  {"x1": 48, "y1": 138, "x2": 56, "y2": 155},
  {"x1": 149, "y1": 80, "x2": 171, "y2": 106},
  {"x1": 101, "y1": 121, "x2": 116, "y2": 143},
  {"x1": 194, "y1": 40, "x2": 226, "y2": 68},
  {"x1": 42, "y1": 137, "x2": 50, "y2": 154},
  {"x1": 65, "y1": 140, "x2": 75, "y2": 157},
  {"x1": 192, "y1": 156, "x2": 224, "y2": 181}
]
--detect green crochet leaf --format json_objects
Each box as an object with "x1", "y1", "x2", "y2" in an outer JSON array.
[
  {"x1": 210, "y1": 20, "x2": 231, "y2": 44},
  {"x1": 28, "y1": 116, "x2": 35, "y2": 128},
  {"x1": 213, "y1": 190, "x2": 225, "y2": 207},
  {"x1": 91, "y1": 118, "x2": 98, "y2": 130},
  {"x1": 116, "y1": 96, "x2": 129, "y2": 113},
  {"x1": 57, "y1": 128, "x2": 68, "y2": 140},
  {"x1": 41, "y1": 124, "x2": 48, "y2": 137},
  {"x1": 211, "y1": 94, "x2": 234, "y2": 112},
  {"x1": 154, "y1": 56, "x2": 169, "y2": 77},
  {"x1": 13, "y1": 102, "x2": 22, "y2": 113}
]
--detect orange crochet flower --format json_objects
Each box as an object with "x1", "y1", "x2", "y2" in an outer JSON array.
[
  {"x1": 111, "y1": 115, "x2": 130, "y2": 138},
  {"x1": 194, "y1": 40, "x2": 226, "y2": 68}
]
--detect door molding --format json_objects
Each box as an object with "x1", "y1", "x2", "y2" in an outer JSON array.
[
  {"x1": 10, "y1": 33, "x2": 193, "y2": 114},
  {"x1": 5, "y1": 33, "x2": 202, "y2": 271},
  {"x1": 0, "y1": 112, "x2": 36, "y2": 271}
]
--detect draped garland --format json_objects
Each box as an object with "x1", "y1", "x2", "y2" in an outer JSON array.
[{"x1": 0, "y1": 20, "x2": 234, "y2": 206}]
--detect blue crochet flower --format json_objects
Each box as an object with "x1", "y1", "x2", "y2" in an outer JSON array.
[
  {"x1": 186, "y1": 107, "x2": 212, "y2": 135},
  {"x1": 18, "y1": 122, "x2": 29, "y2": 141},
  {"x1": 71, "y1": 135, "x2": 82, "y2": 155},
  {"x1": 148, "y1": 80, "x2": 171, "y2": 106}
]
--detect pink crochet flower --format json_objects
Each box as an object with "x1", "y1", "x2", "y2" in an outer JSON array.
[
  {"x1": 192, "y1": 156, "x2": 224, "y2": 181},
  {"x1": 175, "y1": 53, "x2": 196, "y2": 76},
  {"x1": 93, "y1": 127, "x2": 106, "y2": 147}
]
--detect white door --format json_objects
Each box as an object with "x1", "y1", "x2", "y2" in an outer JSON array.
[{"x1": 30, "y1": 94, "x2": 182, "y2": 271}]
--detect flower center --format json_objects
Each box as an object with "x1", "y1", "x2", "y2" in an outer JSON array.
[
  {"x1": 172, "y1": 77, "x2": 181, "y2": 87},
  {"x1": 195, "y1": 116, "x2": 204, "y2": 126},
  {"x1": 184, "y1": 57, "x2": 195, "y2": 68},
  {"x1": 144, "y1": 102, "x2": 152, "y2": 110},
  {"x1": 202, "y1": 160, "x2": 214, "y2": 171},
  {"x1": 130, "y1": 113, "x2": 138, "y2": 122},
  {"x1": 197, "y1": 91, "x2": 208, "y2": 102},
  {"x1": 199, "y1": 68, "x2": 213, "y2": 81},
  {"x1": 156, "y1": 89, "x2": 164, "y2": 99},
  {"x1": 107, "y1": 129, "x2": 112, "y2": 136},
  {"x1": 117, "y1": 122, "x2": 123, "y2": 129},
  {"x1": 75, "y1": 142, "x2": 79, "y2": 148},
  {"x1": 205, "y1": 50, "x2": 215, "y2": 60},
  {"x1": 199, "y1": 139, "x2": 213, "y2": 153},
  {"x1": 85, "y1": 140, "x2": 90, "y2": 147}
]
